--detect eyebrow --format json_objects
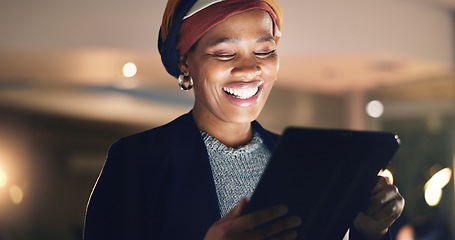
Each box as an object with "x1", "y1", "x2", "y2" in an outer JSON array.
[
  {"x1": 208, "y1": 37, "x2": 240, "y2": 47},
  {"x1": 257, "y1": 36, "x2": 276, "y2": 43},
  {"x1": 208, "y1": 36, "x2": 275, "y2": 47}
]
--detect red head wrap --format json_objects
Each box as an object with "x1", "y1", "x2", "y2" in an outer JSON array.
[
  {"x1": 177, "y1": 0, "x2": 282, "y2": 56},
  {"x1": 159, "y1": 0, "x2": 282, "y2": 78}
]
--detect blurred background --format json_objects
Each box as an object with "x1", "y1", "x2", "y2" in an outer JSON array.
[{"x1": 0, "y1": 0, "x2": 454, "y2": 239}]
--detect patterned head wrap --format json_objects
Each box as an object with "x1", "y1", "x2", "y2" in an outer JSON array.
[{"x1": 159, "y1": 0, "x2": 283, "y2": 78}]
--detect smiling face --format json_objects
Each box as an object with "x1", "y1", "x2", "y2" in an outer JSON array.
[{"x1": 180, "y1": 9, "x2": 279, "y2": 131}]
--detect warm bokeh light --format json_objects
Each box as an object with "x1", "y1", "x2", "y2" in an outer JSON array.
[
  {"x1": 396, "y1": 224, "x2": 415, "y2": 240},
  {"x1": 0, "y1": 169, "x2": 7, "y2": 187},
  {"x1": 424, "y1": 167, "x2": 452, "y2": 207},
  {"x1": 425, "y1": 185, "x2": 442, "y2": 207},
  {"x1": 9, "y1": 185, "x2": 24, "y2": 204},
  {"x1": 378, "y1": 169, "x2": 394, "y2": 184},
  {"x1": 366, "y1": 100, "x2": 384, "y2": 118},
  {"x1": 425, "y1": 167, "x2": 452, "y2": 190},
  {"x1": 122, "y1": 62, "x2": 137, "y2": 78}
]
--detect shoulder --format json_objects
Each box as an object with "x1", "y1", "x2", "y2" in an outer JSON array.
[
  {"x1": 111, "y1": 112, "x2": 195, "y2": 152},
  {"x1": 106, "y1": 112, "x2": 205, "y2": 170}
]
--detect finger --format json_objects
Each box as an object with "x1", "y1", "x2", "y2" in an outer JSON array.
[
  {"x1": 365, "y1": 184, "x2": 401, "y2": 215},
  {"x1": 369, "y1": 194, "x2": 405, "y2": 221},
  {"x1": 232, "y1": 197, "x2": 249, "y2": 217},
  {"x1": 365, "y1": 179, "x2": 402, "y2": 215},
  {"x1": 247, "y1": 216, "x2": 301, "y2": 239},
  {"x1": 217, "y1": 197, "x2": 250, "y2": 225},
  {"x1": 238, "y1": 204, "x2": 289, "y2": 231},
  {"x1": 354, "y1": 199, "x2": 404, "y2": 237},
  {"x1": 371, "y1": 176, "x2": 389, "y2": 195}
]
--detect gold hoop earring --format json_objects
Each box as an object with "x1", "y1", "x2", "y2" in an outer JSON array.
[{"x1": 178, "y1": 73, "x2": 193, "y2": 91}]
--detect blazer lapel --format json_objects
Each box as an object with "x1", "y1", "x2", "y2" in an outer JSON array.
[{"x1": 160, "y1": 112, "x2": 220, "y2": 239}]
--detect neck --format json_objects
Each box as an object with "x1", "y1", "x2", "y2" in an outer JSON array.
[{"x1": 192, "y1": 109, "x2": 253, "y2": 148}]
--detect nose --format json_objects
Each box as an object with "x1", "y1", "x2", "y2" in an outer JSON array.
[{"x1": 231, "y1": 57, "x2": 262, "y2": 80}]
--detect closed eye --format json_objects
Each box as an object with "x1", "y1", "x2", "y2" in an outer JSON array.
[
  {"x1": 212, "y1": 53, "x2": 235, "y2": 60},
  {"x1": 255, "y1": 49, "x2": 276, "y2": 57}
]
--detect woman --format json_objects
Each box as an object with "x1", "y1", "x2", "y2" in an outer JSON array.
[{"x1": 84, "y1": 0, "x2": 404, "y2": 239}]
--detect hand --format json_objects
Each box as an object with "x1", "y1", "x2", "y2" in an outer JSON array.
[
  {"x1": 353, "y1": 176, "x2": 405, "y2": 240},
  {"x1": 204, "y1": 197, "x2": 301, "y2": 240}
]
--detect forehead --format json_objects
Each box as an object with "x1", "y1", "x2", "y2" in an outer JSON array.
[{"x1": 198, "y1": 9, "x2": 274, "y2": 46}]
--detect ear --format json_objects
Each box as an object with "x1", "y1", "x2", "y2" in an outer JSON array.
[{"x1": 178, "y1": 54, "x2": 189, "y2": 75}]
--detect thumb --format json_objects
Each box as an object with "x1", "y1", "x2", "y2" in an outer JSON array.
[
  {"x1": 224, "y1": 197, "x2": 249, "y2": 220},
  {"x1": 233, "y1": 197, "x2": 249, "y2": 216}
]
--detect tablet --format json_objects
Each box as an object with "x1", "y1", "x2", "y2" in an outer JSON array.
[{"x1": 244, "y1": 127, "x2": 400, "y2": 240}]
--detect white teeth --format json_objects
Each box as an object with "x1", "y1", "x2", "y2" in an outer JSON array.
[{"x1": 223, "y1": 87, "x2": 259, "y2": 99}]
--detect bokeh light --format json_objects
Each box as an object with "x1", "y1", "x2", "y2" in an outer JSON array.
[
  {"x1": 122, "y1": 62, "x2": 137, "y2": 78},
  {"x1": 425, "y1": 185, "x2": 442, "y2": 207},
  {"x1": 366, "y1": 100, "x2": 384, "y2": 118},
  {"x1": 424, "y1": 167, "x2": 452, "y2": 207},
  {"x1": 9, "y1": 185, "x2": 24, "y2": 204},
  {"x1": 425, "y1": 167, "x2": 452, "y2": 190},
  {"x1": 0, "y1": 169, "x2": 7, "y2": 187}
]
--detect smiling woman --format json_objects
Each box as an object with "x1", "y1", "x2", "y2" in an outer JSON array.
[
  {"x1": 83, "y1": 1, "x2": 404, "y2": 240},
  {"x1": 182, "y1": 9, "x2": 279, "y2": 146}
]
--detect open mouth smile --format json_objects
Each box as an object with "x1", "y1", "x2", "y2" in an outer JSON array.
[
  {"x1": 223, "y1": 86, "x2": 259, "y2": 99},
  {"x1": 221, "y1": 81, "x2": 264, "y2": 107}
]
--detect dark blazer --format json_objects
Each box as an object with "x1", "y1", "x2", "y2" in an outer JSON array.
[
  {"x1": 84, "y1": 112, "x2": 278, "y2": 240},
  {"x1": 84, "y1": 111, "x2": 387, "y2": 240}
]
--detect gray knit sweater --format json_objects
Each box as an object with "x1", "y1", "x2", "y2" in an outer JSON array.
[{"x1": 201, "y1": 131, "x2": 271, "y2": 217}]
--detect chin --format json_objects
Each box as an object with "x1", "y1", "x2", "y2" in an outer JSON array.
[{"x1": 227, "y1": 107, "x2": 263, "y2": 124}]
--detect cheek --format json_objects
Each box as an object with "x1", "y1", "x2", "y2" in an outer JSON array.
[
  {"x1": 262, "y1": 59, "x2": 279, "y2": 80},
  {"x1": 190, "y1": 64, "x2": 226, "y2": 98},
  {"x1": 194, "y1": 61, "x2": 231, "y2": 84},
  {"x1": 275, "y1": 57, "x2": 280, "y2": 72}
]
